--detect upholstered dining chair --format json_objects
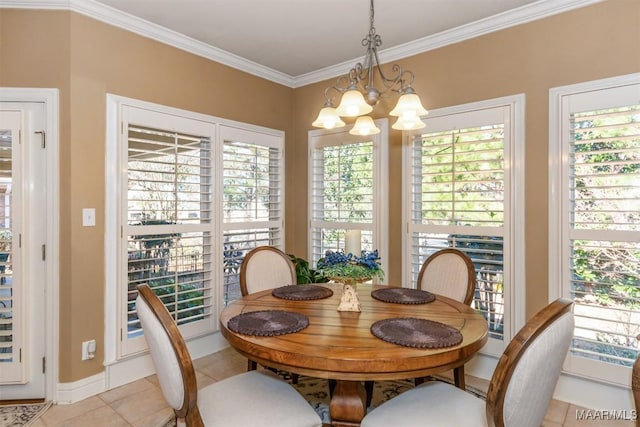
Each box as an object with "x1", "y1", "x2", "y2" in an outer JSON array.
[
  {"x1": 417, "y1": 248, "x2": 475, "y2": 305},
  {"x1": 136, "y1": 284, "x2": 322, "y2": 427},
  {"x1": 361, "y1": 298, "x2": 574, "y2": 427},
  {"x1": 416, "y1": 248, "x2": 476, "y2": 389},
  {"x1": 240, "y1": 245, "x2": 297, "y2": 296}
]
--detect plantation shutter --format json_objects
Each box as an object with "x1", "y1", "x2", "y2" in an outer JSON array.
[
  {"x1": 0, "y1": 112, "x2": 21, "y2": 382},
  {"x1": 554, "y1": 80, "x2": 640, "y2": 384},
  {"x1": 309, "y1": 122, "x2": 388, "y2": 275},
  {"x1": 221, "y1": 125, "x2": 284, "y2": 305},
  {"x1": 406, "y1": 105, "x2": 512, "y2": 350},
  {"x1": 121, "y1": 107, "x2": 215, "y2": 356}
]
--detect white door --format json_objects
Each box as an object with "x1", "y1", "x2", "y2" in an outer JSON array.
[{"x1": 0, "y1": 102, "x2": 47, "y2": 399}]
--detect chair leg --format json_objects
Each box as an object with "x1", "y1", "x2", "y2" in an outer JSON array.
[
  {"x1": 328, "y1": 379, "x2": 336, "y2": 398},
  {"x1": 365, "y1": 380, "x2": 374, "y2": 407},
  {"x1": 292, "y1": 373, "x2": 299, "y2": 384},
  {"x1": 453, "y1": 366, "x2": 466, "y2": 390},
  {"x1": 248, "y1": 359, "x2": 257, "y2": 371}
]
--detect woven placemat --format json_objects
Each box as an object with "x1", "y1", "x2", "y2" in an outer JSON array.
[
  {"x1": 370, "y1": 317, "x2": 463, "y2": 349},
  {"x1": 272, "y1": 284, "x2": 334, "y2": 301},
  {"x1": 227, "y1": 310, "x2": 309, "y2": 336},
  {"x1": 371, "y1": 288, "x2": 435, "y2": 304}
]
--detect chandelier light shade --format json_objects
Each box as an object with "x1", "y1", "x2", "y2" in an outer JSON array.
[
  {"x1": 389, "y1": 92, "x2": 429, "y2": 118},
  {"x1": 349, "y1": 116, "x2": 381, "y2": 136},
  {"x1": 312, "y1": 105, "x2": 346, "y2": 129},
  {"x1": 336, "y1": 88, "x2": 373, "y2": 117},
  {"x1": 312, "y1": 0, "x2": 428, "y2": 132}
]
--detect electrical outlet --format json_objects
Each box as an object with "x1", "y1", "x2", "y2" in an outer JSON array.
[{"x1": 82, "y1": 339, "x2": 96, "y2": 360}]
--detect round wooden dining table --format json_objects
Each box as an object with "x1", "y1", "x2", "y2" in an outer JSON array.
[{"x1": 219, "y1": 283, "x2": 488, "y2": 427}]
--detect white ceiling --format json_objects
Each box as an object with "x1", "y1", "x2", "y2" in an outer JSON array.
[{"x1": 9, "y1": 0, "x2": 600, "y2": 86}]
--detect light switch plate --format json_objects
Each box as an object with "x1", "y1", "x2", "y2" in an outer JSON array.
[{"x1": 82, "y1": 208, "x2": 96, "y2": 227}]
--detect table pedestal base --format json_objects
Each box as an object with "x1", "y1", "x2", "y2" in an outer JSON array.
[{"x1": 329, "y1": 380, "x2": 367, "y2": 427}]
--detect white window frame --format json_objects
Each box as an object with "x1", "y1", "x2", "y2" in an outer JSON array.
[
  {"x1": 105, "y1": 95, "x2": 284, "y2": 366},
  {"x1": 402, "y1": 95, "x2": 526, "y2": 358},
  {"x1": 307, "y1": 119, "x2": 389, "y2": 278},
  {"x1": 549, "y1": 72, "x2": 640, "y2": 387}
]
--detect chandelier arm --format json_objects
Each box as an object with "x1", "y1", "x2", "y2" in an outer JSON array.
[{"x1": 322, "y1": 85, "x2": 348, "y2": 106}]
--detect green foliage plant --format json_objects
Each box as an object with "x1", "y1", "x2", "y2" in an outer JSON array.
[{"x1": 288, "y1": 254, "x2": 328, "y2": 284}]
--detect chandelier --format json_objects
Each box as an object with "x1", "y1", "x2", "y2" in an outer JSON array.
[{"x1": 312, "y1": 0, "x2": 428, "y2": 135}]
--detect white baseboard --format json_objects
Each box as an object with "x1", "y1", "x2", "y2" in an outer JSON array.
[
  {"x1": 56, "y1": 332, "x2": 228, "y2": 404},
  {"x1": 555, "y1": 372, "x2": 634, "y2": 412},
  {"x1": 56, "y1": 371, "x2": 106, "y2": 404}
]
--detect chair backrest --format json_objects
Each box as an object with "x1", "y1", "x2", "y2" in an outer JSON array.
[
  {"x1": 136, "y1": 284, "x2": 202, "y2": 426},
  {"x1": 416, "y1": 248, "x2": 475, "y2": 305},
  {"x1": 486, "y1": 298, "x2": 574, "y2": 427},
  {"x1": 239, "y1": 246, "x2": 297, "y2": 296},
  {"x1": 633, "y1": 353, "x2": 640, "y2": 424}
]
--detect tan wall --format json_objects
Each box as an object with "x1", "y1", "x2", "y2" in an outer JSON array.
[
  {"x1": 291, "y1": 0, "x2": 640, "y2": 317},
  {"x1": 1, "y1": 0, "x2": 638, "y2": 385},
  {"x1": 1, "y1": 9, "x2": 293, "y2": 382}
]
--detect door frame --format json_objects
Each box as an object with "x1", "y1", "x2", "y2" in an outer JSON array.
[{"x1": 0, "y1": 88, "x2": 59, "y2": 401}]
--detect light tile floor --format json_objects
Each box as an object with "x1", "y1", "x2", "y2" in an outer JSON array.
[{"x1": 30, "y1": 347, "x2": 634, "y2": 426}]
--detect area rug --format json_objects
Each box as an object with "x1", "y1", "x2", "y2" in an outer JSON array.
[{"x1": 0, "y1": 401, "x2": 51, "y2": 427}]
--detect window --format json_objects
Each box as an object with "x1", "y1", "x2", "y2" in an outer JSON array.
[
  {"x1": 106, "y1": 96, "x2": 284, "y2": 360},
  {"x1": 221, "y1": 125, "x2": 285, "y2": 305},
  {"x1": 120, "y1": 106, "x2": 216, "y2": 356},
  {"x1": 308, "y1": 120, "x2": 388, "y2": 276},
  {"x1": 403, "y1": 96, "x2": 525, "y2": 355},
  {"x1": 549, "y1": 74, "x2": 640, "y2": 385}
]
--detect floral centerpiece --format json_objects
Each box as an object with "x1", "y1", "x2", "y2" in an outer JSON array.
[
  {"x1": 316, "y1": 250, "x2": 385, "y2": 285},
  {"x1": 316, "y1": 250, "x2": 384, "y2": 312}
]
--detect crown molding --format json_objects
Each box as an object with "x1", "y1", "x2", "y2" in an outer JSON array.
[
  {"x1": 294, "y1": 0, "x2": 603, "y2": 87},
  {"x1": 2, "y1": 0, "x2": 603, "y2": 89}
]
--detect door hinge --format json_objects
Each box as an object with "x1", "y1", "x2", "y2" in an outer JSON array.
[
  {"x1": 35, "y1": 130, "x2": 46, "y2": 148},
  {"x1": 42, "y1": 244, "x2": 46, "y2": 261},
  {"x1": 42, "y1": 356, "x2": 46, "y2": 374},
  {"x1": 19, "y1": 348, "x2": 22, "y2": 363},
  {"x1": 19, "y1": 233, "x2": 22, "y2": 248}
]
